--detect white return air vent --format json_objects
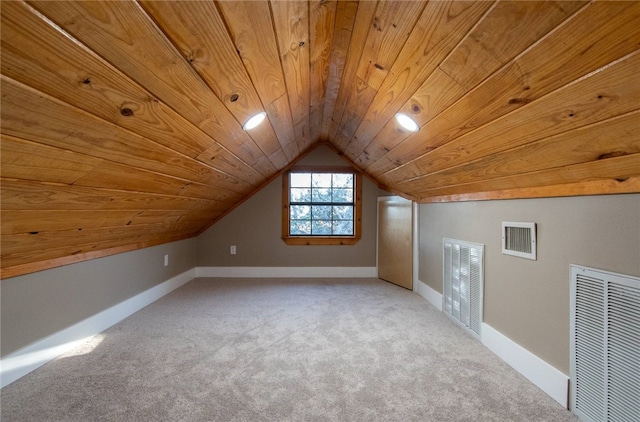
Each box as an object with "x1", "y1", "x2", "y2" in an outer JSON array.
[
  {"x1": 443, "y1": 238, "x2": 484, "y2": 337},
  {"x1": 570, "y1": 265, "x2": 640, "y2": 422},
  {"x1": 502, "y1": 222, "x2": 536, "y2": 260}
]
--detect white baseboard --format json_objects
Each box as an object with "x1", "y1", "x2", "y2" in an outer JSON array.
[
  {"x1": 481, "y1": 323, "x2": 569, "y2": 408},
  {"x1": 196, "y1": 266, "x2": 377, "y2": 278},
  {"x1": 415, "y1": 279, "x2": 443, "y2": 311},
  {"x1": 415, "y1": 279, "x2": 567, "y2": 408},
  {"x1": 0, "y1": 268, "x2": 195, "y2": 389}
]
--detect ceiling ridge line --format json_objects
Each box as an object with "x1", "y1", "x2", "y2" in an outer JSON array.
[
  {"x1": 329, "y1": 0, "x2": 379, "y2": 148},
  {"x1": 319, "y1": 1, "x2": 358, "y2": 142},
  {"x1": 267, "y1": 0, "x2": 304, "y2": 159}
]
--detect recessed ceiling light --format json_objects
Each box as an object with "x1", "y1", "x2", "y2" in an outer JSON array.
[
  {"x1": 243, "y1": 112, "x2": 267, "y2": 130},
  {"x1": 395, "y1": 113, "x2": 419, "y2": 132}
]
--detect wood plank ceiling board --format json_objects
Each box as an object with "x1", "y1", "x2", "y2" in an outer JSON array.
[
  {"x1": 1, "y1": 135, "x2": 104, "y2": 186},
  {"x1": 1, "y1": 138, "x2": 186, "y2": 200},
  {"x1": 345, "y1": 0, "x2": 496, "y2": 164},
  {"x1": 328, "y1": 0, "x2": 378, "y2": 144},
  {"x1": 1, "y1": 0, "x2": 639, "y2": 278},
  {"x1": 139, "y1": 0, "x2": 289, "y2": 170},
  {"x1": 215, "y1": 0, "x2": 299, "y2": 161},
  {"x1": 0, "y1": 77, "x2": 254, "y2": 195},
  {"x1": 398, "y1": 111, "x2": 640, "y2": 192},
  {"x1": 321, "y1": 0, "x2": 359, "y2": 140},
  {"x1": 1, "y1": 228, "x2": 198, "y2": 272},
  {"x1": 309, "y1": 0, "x2": 338, "y2": 143},
  {"x1": 419, "y1": 176, "x2": 640, "y2": 204},
  {"x1": 353, "y1": 0, "x2": 588, "y2": 168},
  {"x1": 270, "y1": 0, "x2": 312, "y2": 153},
  {"x1": 0, "y1": 231, "x2": 198, "y2": 280},
  {"x1": 0, "y1": 1, "x2": 263, "y2": 187},
  {"x1": 364, "y1": 0, "x2": 594, "y2": 175},
  {"x1": 1, "y1": 209, "x2": 212, "y2": 236},
  {"x1": 1, "y1": 207, "x2": 212, "y2": 257},
  {"x1": 0, "y1": 228, "x2": 202, "y2": 278},
  {"x1": 438, "y1": 1, "x2": 587, "y2": 90},
  {"x1": 355, "y1": 68, "x2": 465, "y2": 170},
  {"x1": 1, "y1": 140, "x2": 238, "y2": 224},
  {"x1": 0, "y1": 180, "x2": 222, "y2": 212},
  {"x1": 381, "y1": 49, "x2": 640, "y2": 186},
  {"x1": 413, "y1": 154, "x2": 640, "y2": 200},
  {"x1": 1, "y1": 224, "x2": 197, "y2": 256},
  {"x1": 27, "y1": 0, "x2": 277, "y2": 177},
  {"x1": 334, "y1": 0, "x2": 426, "y2": 149},
  {"x1": 369, "y1": 0, "x2": 640, "y2": 179}
]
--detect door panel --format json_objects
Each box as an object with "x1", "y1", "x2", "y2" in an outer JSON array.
[{"x1": 377, "y1": 196, "x2": 413, "y2": 289}]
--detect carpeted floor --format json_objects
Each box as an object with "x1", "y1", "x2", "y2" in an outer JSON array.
[{"x1": 1, "y1": 278, "x2": 578, "y2": 421}]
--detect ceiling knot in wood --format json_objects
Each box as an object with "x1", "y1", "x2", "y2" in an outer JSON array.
[
  {"x1": 508, "y1": 98, "x2": 532, "y2": 105},
  {"x1": 598, "y1": 151, "x2": 628, "y2": 160}
]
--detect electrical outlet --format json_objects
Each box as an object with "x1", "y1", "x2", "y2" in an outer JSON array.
[
  {"x1": 230, "y1": 245, "x2": 236, "y2": 255},
  {"x1": 164, "y1": 254, "x2": 169, "y2": 267}
]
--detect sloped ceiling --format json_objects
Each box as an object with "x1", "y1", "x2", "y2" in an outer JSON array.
[{"x1": 1, "y1": 0, "x2": 639, "y2": 278}]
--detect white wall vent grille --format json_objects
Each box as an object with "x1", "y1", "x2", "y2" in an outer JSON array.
[
  {"x1": 570, "y1": 265, "x2": 640, "y2": 422},
  {"x1": 443, "y1": 238, "x2": 484, "y2": 337},
  {"x1": 502, "y1": 222, "x2": 536, "y2": 260}
]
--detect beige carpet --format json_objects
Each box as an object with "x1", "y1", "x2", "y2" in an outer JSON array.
[{"x1": 1, "y1": 278, "x2": 578, "y2": 421}]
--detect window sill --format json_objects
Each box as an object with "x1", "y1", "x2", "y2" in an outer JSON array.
[{"x1": 282, "y1": 236, "x2": 360, "y2": 246}]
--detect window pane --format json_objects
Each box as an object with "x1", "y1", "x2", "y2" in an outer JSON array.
[
  {"x1": 312, "y1": 205, "x2": 332, "y2": 220},
  {"x1": 290, "y1": 173, "x2": 311, "y2": 187},
  {"x1": 312, "y1": 173, "x2": 332, "y2": 188},
  {"x1": 286, "y1": 170, "x2": 358, "y2": 239},
  {"x1": 290, "y1": 220, "x2": 311, "y2": 235},
  {"x1": 312, "y1": 188, "x2": 331, "y2": 203},
  {"x1": 312, "y1": 220, "x2": 332, "y2": 235},
  {"x1": 291, "y1": 188, "x2": 311, "y2": 202},
  {"x1": 290, "y1": 205, "x2": 311, "y2": 220},
  {"x1": 332, "y1": 189, "x2": 353, "y2": 203},
  {"x1": 332, "y1": 206, "x2": 353, "y2": 220},
  {"x1": 333, "y1": 174, "x2": 353, "y2": 188},
  {"x1": 333, "y1": 220, "x2": 353, "y2": 236}
]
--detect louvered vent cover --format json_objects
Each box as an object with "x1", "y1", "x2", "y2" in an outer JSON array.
[
  {"x1": 443, "y1": 238, "x2": 484, "y2": 337},
  {"x1": 570, "y1": 265, "x2": 640, "y2": 422},
  {"x1": 502, "y1": 222, "x2": 536, "y2": 260}
]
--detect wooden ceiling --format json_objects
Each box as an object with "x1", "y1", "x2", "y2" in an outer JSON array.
[{"x1": 2, "y1": 0, "x2": 639, "y2": 278}]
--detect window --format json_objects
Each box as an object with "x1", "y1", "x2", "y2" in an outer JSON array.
[{"x1": 282, "y1": 166, "x2": 362, "y2": 245}]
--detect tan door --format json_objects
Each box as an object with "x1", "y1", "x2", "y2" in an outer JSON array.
[{"x1": 377, "y1": 196, "x2": 413, "y2": 290}]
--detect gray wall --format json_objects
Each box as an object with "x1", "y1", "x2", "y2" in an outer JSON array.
[
  {"x1": 197, "y1": 144, "x2": 384, "y2": 267},
  {"x1": 1, "y1": 238, "x2": 197, "y2": 357},
  {"x1": 418, "y1": 194, "x2": 640, "y2": 374}
]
